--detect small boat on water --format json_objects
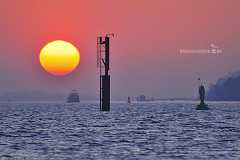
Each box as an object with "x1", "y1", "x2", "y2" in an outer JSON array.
[{"x1": 67, "y1": 90, "x2": 80, "y2": 103}]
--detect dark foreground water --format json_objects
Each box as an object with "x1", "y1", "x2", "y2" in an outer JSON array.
[{"x1": 0, "y1": 101, "x2": 240, "y2": 160}]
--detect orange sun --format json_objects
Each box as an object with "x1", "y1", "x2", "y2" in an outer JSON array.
[{"x1": 39, "y1": 40, "x2": 80, "y2": 76}]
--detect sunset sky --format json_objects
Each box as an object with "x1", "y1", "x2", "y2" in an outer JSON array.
[{"x1": 0, "y1": 0, "x2": 240, "y2": 100}]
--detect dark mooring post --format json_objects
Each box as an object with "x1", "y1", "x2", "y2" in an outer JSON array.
[
  {"x1": 97, "y1": 34, "x2": 114, "y2": 111},
  {"x1": 196, "y1": 78, "x2": 209, "y2": 110}
]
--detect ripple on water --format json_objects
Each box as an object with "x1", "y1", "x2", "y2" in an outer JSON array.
[{"x1": 0, "y1": 102, "x2": 240, "y2": 159}]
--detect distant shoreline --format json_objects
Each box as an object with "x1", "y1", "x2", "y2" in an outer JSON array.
[{"x1": 1, "y1": 100, "x2": 240, "y2": 104}]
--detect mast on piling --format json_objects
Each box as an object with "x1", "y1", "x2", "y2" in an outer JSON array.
[{"x1": 97, "y1": 34, "x2": 114, "y2": 111}]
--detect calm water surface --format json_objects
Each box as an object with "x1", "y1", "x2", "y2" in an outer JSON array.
[{"x1": 0, "y1": 102, "x2": 240, "y2": 160}]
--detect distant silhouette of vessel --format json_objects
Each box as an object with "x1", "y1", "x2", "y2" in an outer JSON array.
[
  {"x1": 196, "y1": 79, "x2": 208, "y2": 110},
  {"x1": 67, "y1": 90, "x2": 80, "y2": 103},
  {"x1": 127, "y1": 96, "x2": 131, "y2": 104},
  {"x1": 137, "y1": 95, "x2": 146, "y2": 101},
  {"x1": 136, "y1": 95, "x2": 156, "y2": 102}
]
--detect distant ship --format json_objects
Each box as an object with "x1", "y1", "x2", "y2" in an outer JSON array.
[
  {"x1": 67, "y1": 90, "x2": 80, "y2": 103},
  {"x1": 136, "y1": 95, "x2": 155, "y2": 102},
  {"x1": 136, "y1": 95, "x2": 146, "y2": 102},
  {"x1": 127, "y1": 96, "x2": 131, "y2": 104}
]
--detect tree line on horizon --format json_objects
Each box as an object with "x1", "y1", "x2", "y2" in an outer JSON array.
[{"x1": 208, "y1": 71, "x2": 240, "y2": 101}]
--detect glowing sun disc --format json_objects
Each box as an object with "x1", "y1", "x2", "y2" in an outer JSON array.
[{"x1": 39, "y1": 40, "x2": 80, "y2": 76}]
